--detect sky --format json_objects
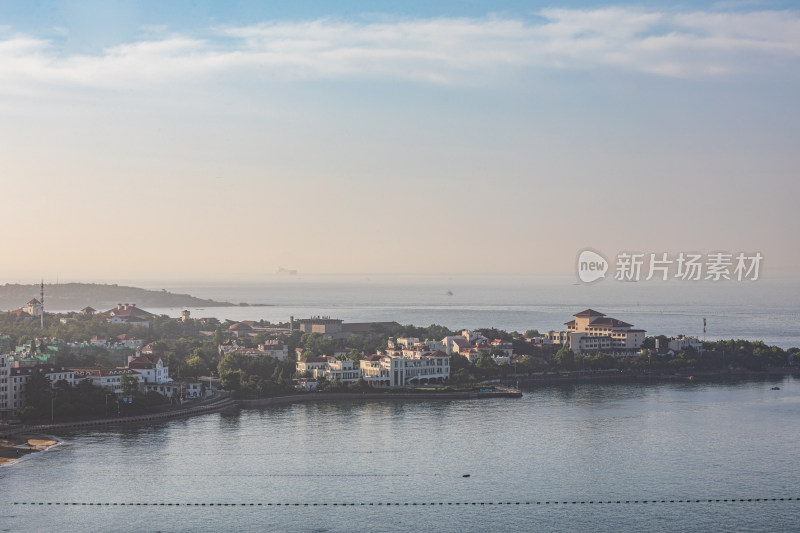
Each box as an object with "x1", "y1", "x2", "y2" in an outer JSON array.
[{"x1": 1, "y1": 0, "x2": 798, "y2": 283}]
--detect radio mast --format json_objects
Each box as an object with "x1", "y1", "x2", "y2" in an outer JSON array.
[{"x1": 40, "y1": 279, "x2": 45, "y2": 329}]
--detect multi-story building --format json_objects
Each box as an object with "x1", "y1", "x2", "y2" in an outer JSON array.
[
  {"x1": 7, "y1": 365, "x2": 77, "y2": 414},
  {"x1": 491, "y1": 339, "x2": 514, "y2": 357},
  {"x1": 296, "y1": 356, "x2": 334, "y2": 376},
  {"x1": 297, "y1": 348, "x2": 451, "y2": 388},
  {"x1": 257, "y1": 340, "x2": 289, "y2": 360},
  {"x1": 386, "y1": 337, "x2": 446, "y2": 359},
  {"x1": 359, "y1": 355, "x2": 390, "y2": 384},
  {"x1": 325, "y1": 359, "x2": 361, "y2": 383},
  {"x1": 546, "y1": 309, "x2": 646, "y2": 355},
  {"x1": 359, "y1": 351, "x2": 450, "y2": 387},
  {"x1": 296, "y1": 356, "x2": 359, "y2": 384},
  {"x1": 127, "y1": 354, "x2": 171, "y2": 385},
  {"x1": 0, "y1": 354, "x2": 9, "y2": 419},
  {"x1": 220, "y1": 341, "x2": 289, "y2": 360},
  {"x1": 72, "y1": 368, "x2": 142, "y2": 394}
]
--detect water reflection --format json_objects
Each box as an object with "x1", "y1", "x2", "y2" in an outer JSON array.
[{"x1": 1, "y1": 377, "x2": 798, "y2": 533}]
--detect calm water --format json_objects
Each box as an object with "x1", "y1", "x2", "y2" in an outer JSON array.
[
  {"x1": 2, "y1": 377, "x2": 799, "y2": 532},
  {"x1": 144, "y1": 275, "x2": 800, "y2": 349}
]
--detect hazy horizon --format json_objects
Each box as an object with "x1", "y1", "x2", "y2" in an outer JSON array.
[{"x1": 2, "y1": 1, "x2": 798, "y2": 281}]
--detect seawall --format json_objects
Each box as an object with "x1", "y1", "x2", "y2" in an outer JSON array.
[
  {"x1": 0, "y1": 389, "x2": 522, "y2": 437},
  {"x1": 237, "y1": 389, "x2": 522, "y2": 408},
  {"x1": 0, "y1": 396, "x2": 237, "y2": 438}
]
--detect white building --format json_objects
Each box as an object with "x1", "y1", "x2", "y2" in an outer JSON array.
[
  {"x1": 296, "y1": 356, "x2": 360, "y2": 384},
  {"x1": 144, "y1": 380, "x2": 210, "y2": 400},
  {"x1": 386, "y1": 337, "x2": 446, "y2": 359},
  {"x1": 72, "y1": 368, "x2": 142, "y2": 394},
  {"x1": 127, "y1": 354, "x2": 171, "y2": 385},
  {"x1": 257, "y1": 340, "x2": 289, "y2": 360},
  {"x1": 325, "y1": 359, "x2": 361, "y2": 383},
  {"x1": 115, "y1": 334, "x2": 144, "y2": 348},
  {"x1": 360, "y1": 351, "x2": 450, "y2": 387},
  {"x1": 359, "y1": 355, "x2": 391, "y2": 384},
  {"x1": 491, "y1": 339, "x2": 514, "y2": 357},
  {"x1": 668, "y1": 336, "x2": 704, "y2": 353},
  {"x1": 296, "y1": 356, "x2": 334, "y2": 376},
  {"x1": 219, "y1": 341, "x2": 288, "y2": 360}
]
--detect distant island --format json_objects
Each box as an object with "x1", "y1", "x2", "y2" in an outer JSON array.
[{"x1": 0, "y1": 283, "x2": 257, "y2": 311}]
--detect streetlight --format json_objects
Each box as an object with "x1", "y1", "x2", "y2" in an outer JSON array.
[{"x1": 50, "y1": 389, "x2": 60, "y2": 422}]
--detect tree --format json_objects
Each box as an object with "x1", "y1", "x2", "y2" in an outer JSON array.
[
  {"x1": 452, "y1": 368, "x2": 475, "y2": 385},
  {"x1": 213, "y1": 327, "x2": 224, "y2": 346},
  {"x1": 19, "y1": 405, "x2": 42, "y2": 423},
  {"x1": 119, "y1": 373, "x2": 139, "y2": 397},
  {"x1": 425, "y1": 324, "x2": 455, "y2": 340},
  {"x1": 348, "y1": 377, "x2": 373, "y2": 393},
  {"x1": 449, "y1": 354, "x2": 471, "y2": 374},
  {"x1": 475, "y1": 354, "x2": 496, "y2": 369},
  {"x1": 24, "y1": 369, "x2": 52, "y2": 413},
  {"x1": 477, "y1": 328, "x2": 512, "y2": 341},
  {"x1": 184, "y1": 355, "x2": 210, "y2": 378},
  {"x1": 554, "y1": 346, "x2": 576, "y2": 371},
  {"x1": 220, "y1": 369, "x2": 244, "y2": 391}
]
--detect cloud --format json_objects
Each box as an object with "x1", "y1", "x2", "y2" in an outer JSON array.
[{"x1": 0, "y1": 7, "x2": 798, "y2": 92}]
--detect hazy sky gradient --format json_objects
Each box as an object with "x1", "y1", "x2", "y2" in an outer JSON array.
[{"x1": 1, "y1": 1, "x2": 798, "y2": 282}]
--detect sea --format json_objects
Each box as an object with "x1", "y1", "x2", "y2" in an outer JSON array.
[{"x1": 3, "y1": 275, "x2": 798, "y2": 532}]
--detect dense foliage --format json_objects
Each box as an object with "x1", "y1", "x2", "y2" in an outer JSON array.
[{"x1": 19, "y1": 371, "x2": 169, "y2": 422}]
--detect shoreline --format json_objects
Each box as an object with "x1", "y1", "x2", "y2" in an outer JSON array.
[
  {"x1": 238, "y1": 388, "x2": 522, "y2": 408},
  {"x1": 0, "y1": 389, "x2": 519, "y2": 441},
  {"x1": 505, "y1": 368, "x2": 799, "y2": 387},
  {"x1": 0, "y1": 395, "x2": 237, "y2": 439},
  {"x1": 0, "y1": 434, "x2": 63, "y2": 467},
  {"x1": 0, "y1": 370, "x2": 795, "y2": 444}
]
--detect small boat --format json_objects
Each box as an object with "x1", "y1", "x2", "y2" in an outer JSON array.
[{"x1": 771, "y1": 387, "x2": 781, "y2": 390}]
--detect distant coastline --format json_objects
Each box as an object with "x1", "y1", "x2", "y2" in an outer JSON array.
[{"x1": 0, "y1": 283, "x2": 263, "y2": 311}]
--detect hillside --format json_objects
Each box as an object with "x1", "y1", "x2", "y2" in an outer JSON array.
[{"x1": 0, "y1": 283, "x2": 241, "y2": 312}]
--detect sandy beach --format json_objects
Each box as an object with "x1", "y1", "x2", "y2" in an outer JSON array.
[{"x1": 0, "y1": 436, "x2": 60, "y2": 467}]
